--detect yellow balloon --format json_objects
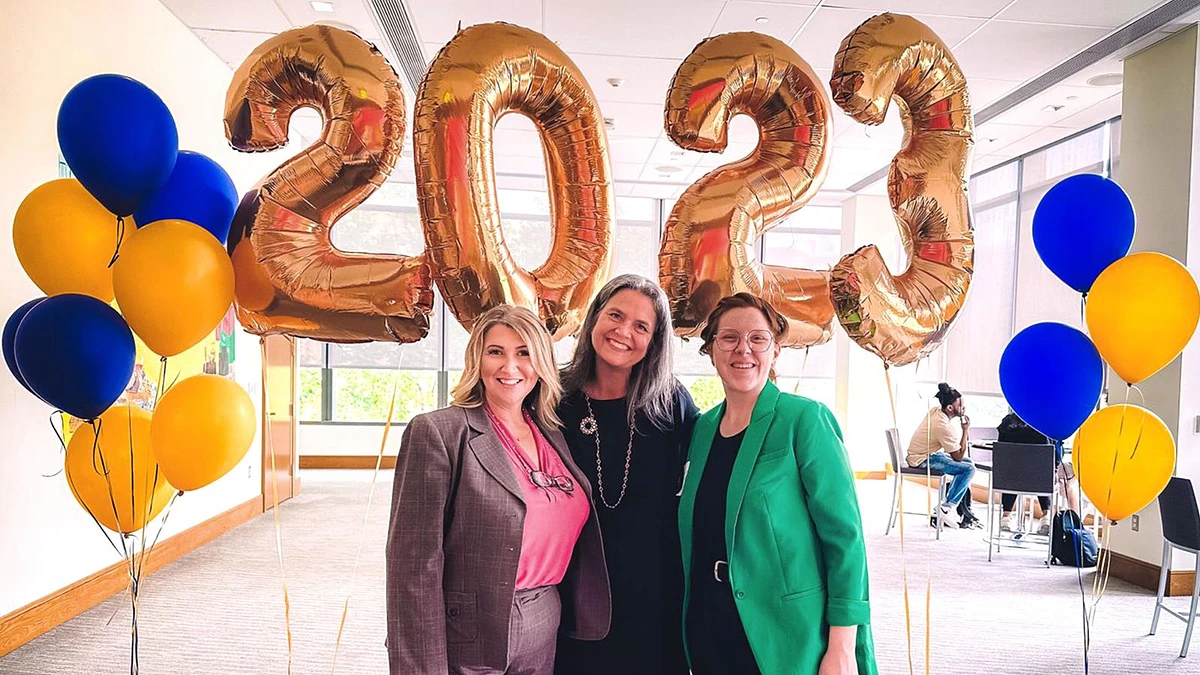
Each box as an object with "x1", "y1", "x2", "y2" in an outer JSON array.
[
  {"x1": 151, "y1": 375, "x2": 256, "y2": 491},
  {"x1": 65, "y1": 405, "x2": 175, "y2": 534},
  {"x1": 111, "y1": 219, "x2": 235, "y2": 357},
  {"x1": 1074, "y1": 404, "x2": 1175, "y2": 522},
  {"x1": 1086, "y1": 252, "x2": 1200, "y2": 384},
  {"x1": 13, "y1": 179, "x2": 123, "y2": 302}
]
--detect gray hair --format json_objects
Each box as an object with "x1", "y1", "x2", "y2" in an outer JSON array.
[{"x1": 562, "y1": 274, "x2": 677, "y2": 431}]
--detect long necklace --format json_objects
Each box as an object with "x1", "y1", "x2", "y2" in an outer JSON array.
[{"x1": 581, "y1": 394, "x2": 634, "y2": 509}]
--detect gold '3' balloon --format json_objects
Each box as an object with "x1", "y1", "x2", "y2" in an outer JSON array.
[
  {"x1": 224, "y1": 25, "x2": 433, "y2": 343},
  {"x1": 414, "y1": 22, "x2": 614, "y2": 340},
  {"x1": 659, "y1": 32, "x2": 835, "y2": 347},
  {"x1": 828, "y1": 13, "x2": 975, "y2": 367}
]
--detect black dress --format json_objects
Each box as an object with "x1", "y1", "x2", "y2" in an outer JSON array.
[
  {"x1": 554, "y1": 382, "x2": 699, "y2": 675},
  {"x1": 685, "y1": 428, "x2": 761, "y2": 675}
]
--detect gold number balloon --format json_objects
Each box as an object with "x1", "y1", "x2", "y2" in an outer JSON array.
[
  {"x1": 659, "y1": 32, "x2": 835, "y2": 347},
  {"x1": 414, "y1": 23, "x2": 614, "y2": 340},
  {"x1": 828, "y1": 13, "x2": 975, "y2": 367},
  {"x1": 224, "y1": 25, "x2": 433, "y2": 343}
]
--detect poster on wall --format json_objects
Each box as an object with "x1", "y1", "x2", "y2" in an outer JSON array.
[{"x1": 62, "y1": 306, "x2": 238, "y2": 441}]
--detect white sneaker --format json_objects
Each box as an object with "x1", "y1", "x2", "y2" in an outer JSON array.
[
  {"x1": 1001, "y1": 512, "x2": 1017, "y2": 533},
  {"x1": 1037, "y1": 515, "x2": 1052, "y2": 536},
  {"x1": 936, "y1": 504, "x2": 961, "y2": 530}
]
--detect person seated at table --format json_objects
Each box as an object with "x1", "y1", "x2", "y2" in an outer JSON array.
[
  {"x1": 906, "y1": 383, "x2": 980, "y2": 530},
  {"x1": 996, "y1": 410, "x2": 1081, "y2": 535}
]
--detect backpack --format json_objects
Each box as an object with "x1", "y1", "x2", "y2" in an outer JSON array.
[{"x1": 1051, "y1": 510, "x2": 1099, "y2": 567}]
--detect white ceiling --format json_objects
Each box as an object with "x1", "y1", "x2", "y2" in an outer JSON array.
[{"x1": 162, "y1": 0, "x2": 1194, "y2": 203}]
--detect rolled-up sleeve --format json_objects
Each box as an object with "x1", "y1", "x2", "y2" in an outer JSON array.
[
  {"x1": 795, "y1": 402, "x2": 871, "y2": 627},
  {"x1": 386, "y1": 414, "x2": 452, "y2": 674}
]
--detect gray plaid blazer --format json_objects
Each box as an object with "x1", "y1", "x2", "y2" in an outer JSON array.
[{"x1": 385, "y1": 404, "x2": 611, "y2": 674}]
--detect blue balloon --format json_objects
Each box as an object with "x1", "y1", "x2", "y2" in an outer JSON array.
[
  {"x1": 3, "y1": 298, "x2": 46, "y2": 400},
  {"x1": 1032, "y1": 174, "x2": 1135, "y2": 293},
  {"x1": 133, "y1": 150, "x2": 238, "y2": 243},
  {"x1": 57, "y1": 74, "x2": 178, "y2": 217},
  {"x1": 1000, "y1": 322, "x2": 1103, "y2": 441},
  {"x1": 14, "y1": 294, "x2": 135, "y2": 420}
]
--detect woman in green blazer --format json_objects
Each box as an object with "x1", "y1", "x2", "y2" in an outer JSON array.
[{"x1": 678, "y1": 293, "x2": 876, "y2": 675}]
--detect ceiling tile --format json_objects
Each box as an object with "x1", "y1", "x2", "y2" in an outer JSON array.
[
  {"x1": 999, "y1": 0, "x2": 1163, "y2": 28},
  {"x1": 952, "y1": 21, "x2": 1109, "y2": 82},
  {"x1": 160, "y1": 0, "x2": 291, "y2": 32},
  {"x1": 632, "y1": 183, "x2": 684, "y2": 199},
  {"x1": 969, "y1": 77, "x2": 1023, "y2": 110},
  {"x1": 607, "y1": 137, "x2": 658, "y2": 165},
  {"x1": 987, "y1": 84, "x2": 1117, "y2": 127},
  {"x1": 807, "y1": 1, "x2": 1013, "y2": 19},
  {"x1": 790, "y1": 7, "x2": 985, "y2": 74},
  {"x1": 406, "y1": 0, "x2": 543, "y2": 46},
  {"x1": 602, "y1": 101, "x2": 670, "y2": 138},
  {"x1": 612, "y1": 162, "x2": 649, "y2": 181},
  {"x1": 822, "y1": 146, "x2": 897, "y2": 191},
  {"x1": 571, "y1": 53, "x2": 680, "y2": 105},
  {"x1": 710, "y1": 2, "x2": 817, "y2": 42},
  {"x1": 193, "y1": 29, "x2": 276, "y2": 69},
  {"x1": 546, "y1": 0, "x2": 728, "y2": 60}
]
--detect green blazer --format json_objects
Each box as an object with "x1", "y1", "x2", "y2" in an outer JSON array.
[{"x1": 679, "y1": 381, "x2": 877, "y2": 674}]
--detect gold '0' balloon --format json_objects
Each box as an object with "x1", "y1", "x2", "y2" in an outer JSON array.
[
  {"x1": 659, "y1": 32, "x2": 835, "y2": 347},
  {"x1": 224, "y1": 25, "x2": 433, "y2": 343},
  {"x1": 828, "y1": 13, "x2": 974, "y2": 367},
  {"x1": 414, "y1": 23, "x2": 614, "y2": 340}
]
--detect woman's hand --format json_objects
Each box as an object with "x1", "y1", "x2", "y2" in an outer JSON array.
[{"x1": 818, "y1": 626, "x2": 857, "y2": 675}]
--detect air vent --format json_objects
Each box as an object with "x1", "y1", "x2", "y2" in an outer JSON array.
[{"x1": 367, "y1": 0, "x2": 429, "y2": 93}]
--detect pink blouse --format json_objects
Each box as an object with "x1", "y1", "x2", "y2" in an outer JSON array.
[{"x1": 486, "y1": 407, "x2": 590, "y2": 590}]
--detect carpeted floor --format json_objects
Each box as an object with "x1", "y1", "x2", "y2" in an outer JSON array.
[{"x1": 2, "y1": 473, "x2": 1195, "y2": 674}]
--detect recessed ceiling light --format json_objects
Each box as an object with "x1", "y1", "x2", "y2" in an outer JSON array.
[
  {"x1": 755, "y1": 16, "x2": 770, "y2": 24},
  {"x1": 603, "y1": 117, "x2": 616, "y2": 131},
  {"x1": 606, "y1": 77, "x2": 625, "y2": 88},
  {"x1": 311, "y1": 1, "x2": 335, "y2": 12},
  {"x1": 1086, "y1": 72, "x2": 1123, "y2": 87},
  {"x1": 656, "y1": 165, "x2": 682, "y2": 173}
]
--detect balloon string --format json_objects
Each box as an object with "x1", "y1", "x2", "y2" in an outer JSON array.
[
  {"x1": 108, "y1": 216, "x2": 126, "y2": 268},
  {"x1": 42, "y1": 411, "x2": 67, "y2": 478},
  {"x1": 65, "y1": 425, "x2": 124, "y2": 558},
  {"x1": 331, "y1": 346, "x2": 405, "y2": 673},
  {"x1": 791, "y1": 346, "x2": 810, "y2": 395},
  {"x1": 883, "y1": 365, "x2": 916, "y2": 675},
  {"x1": 260, "y1": 338, "x2": 294, "y2": 675}
]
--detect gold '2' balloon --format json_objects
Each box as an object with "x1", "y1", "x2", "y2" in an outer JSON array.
[
  {"x1": 224, "y1": 25, "x2": 433, "y2": 343},
  {"x1": 414, "y1": 23, "x2": 614, "y2": 340},
  {"x1": 659, "y1": 32, "x2": 835, "y2": 347},
  {"x1": 828, "y1": 13, "x2": 975, "y2": 367}
]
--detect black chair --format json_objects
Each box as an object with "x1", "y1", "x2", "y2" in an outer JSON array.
[
  {"x1": 1150, "y1": 477, "x2": 1200, "y2": 658},
  {"x1": 985, "y1": 442, "x2": 1057, "y2": 565},
  {"x1": 884, "y1": 428, "x2": 950, "y2": 539}
]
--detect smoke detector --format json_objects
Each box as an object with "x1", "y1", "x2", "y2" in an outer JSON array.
[
  {"x1": 604, "y1": 117, "x2": 616, "y2": 131},
  {"x1": 607, "y1": 78, "x2": 625, "y2": 88}
]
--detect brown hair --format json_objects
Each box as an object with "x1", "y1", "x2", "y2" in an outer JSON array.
[
  {"x1": 698, "y1": 293, "x2": 789, "y2": 356},
  {"x1": 451, "y1": 304, "x2": 562, "y2": 429}
]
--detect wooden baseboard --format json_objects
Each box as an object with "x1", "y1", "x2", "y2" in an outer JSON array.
[
  {"x1": 1104, "y1": 550, "x2": 1197, "y2": 597},
  {"x1": 0, "y1": 496, "x2": 262, "y2": 657},
  {"x1": 301, "y1": 454, "x2": 396, "y2": 470},
  {"x1": 854, "y1": 470, "x2": 887, "y2": 480}
]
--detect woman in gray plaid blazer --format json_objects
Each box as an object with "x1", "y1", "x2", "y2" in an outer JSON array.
[{"x1": 386, "y1": 305, "x2": 611, "y2": 675}]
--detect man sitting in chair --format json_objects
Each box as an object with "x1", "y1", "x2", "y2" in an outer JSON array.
[{"x1": 906, "y1": 383, "x2": 981, "y2": 530}]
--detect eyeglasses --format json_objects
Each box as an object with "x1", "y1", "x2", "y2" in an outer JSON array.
[
  {"x1": 529, "y1": 470, "x2": 575, "y2": 495},
  {"x1": 714, "y1": 329, "x2": 774, "y2": 352}
]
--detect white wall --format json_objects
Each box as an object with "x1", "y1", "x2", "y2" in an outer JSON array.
[
  {"x1": 1108, "y1": 25, "x2": 1200, "y2": 572},
  {"x1": 0, "y1": 0, "x2": 283, "y2": 616}
]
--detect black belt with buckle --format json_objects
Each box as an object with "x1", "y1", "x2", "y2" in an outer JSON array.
[{"x1": 713, "y1": 560, "x2": 729, "y2": 583}]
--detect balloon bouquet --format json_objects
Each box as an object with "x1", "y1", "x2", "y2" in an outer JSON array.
[
  {"x1": 5, "y1": 74, "x2": 257, "y2": 671},
  {"x1": 999, "y1": 174, "x2": 1199, "y2": 656}
]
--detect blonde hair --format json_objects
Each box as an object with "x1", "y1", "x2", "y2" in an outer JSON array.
[{"x1": 451, "y1": 304, "x2": 562, "y2": 429}]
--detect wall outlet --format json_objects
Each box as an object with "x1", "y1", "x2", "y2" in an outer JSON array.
[
  {"x1": 1131, "y1": 514, "x2": 1140, "y2": 532},
  {"x1": 247, "y1": 464, "x2": 253, "y2": 479}
]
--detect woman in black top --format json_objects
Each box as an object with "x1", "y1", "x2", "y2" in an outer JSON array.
[{"x1": 555, "y1": 274, "x2": 699, "y2": 675}]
